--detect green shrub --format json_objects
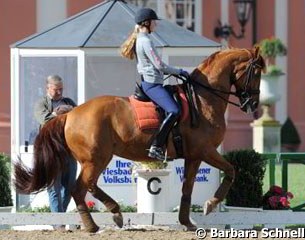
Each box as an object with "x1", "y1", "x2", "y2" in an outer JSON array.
[
  {"x1": 266, "y1": 65, "x2": 284, "y2": 76},
  {"x1": 172, "y1": 204, "x2": 203, "y2": 212},
  {"x1": 0, "y1": 154, "x2": 13, "y2": 207},
  {"x1": 281, "y1": 117, "x2": 301, "y2": 145},
  {"x1": 101, "y1": 203, "x2": 137, "y2": 213},
  {"x1": 20, "y1": 205, "x2": 51, "y2": 213},
  {"x1": 119, "y1": 203, "x2": 137, "y2": 213},
  {"x1": 224, "y1": 149, "x2": 267, "y2": 208},
  {"x1": 259, "y1": 37, "x2": 287, "y2": 60}
]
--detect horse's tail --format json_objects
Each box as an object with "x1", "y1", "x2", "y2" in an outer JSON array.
[{"x1": 14, "y1": 114, "x2": 70, "y2": 194}]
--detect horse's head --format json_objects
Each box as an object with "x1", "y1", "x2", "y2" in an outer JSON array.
[{"x1": 231, "y1": 47, "x2": 266, "y2": 113}]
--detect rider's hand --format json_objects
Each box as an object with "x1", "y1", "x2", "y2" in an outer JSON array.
[{"x1": 179, "y1": 69, "x2": 190, "y2": 79}]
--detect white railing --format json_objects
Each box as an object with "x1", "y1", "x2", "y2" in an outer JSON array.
[{"x1": 1, "y1": 211, "x2": 305, "y2": 229}]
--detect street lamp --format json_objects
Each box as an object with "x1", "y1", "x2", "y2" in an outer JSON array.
[{"x1": 214, "y1": 0, "x2": 255, "y2": 41}]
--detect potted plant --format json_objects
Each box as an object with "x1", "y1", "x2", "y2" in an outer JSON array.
[
  {"x1": 259, "y1": 37, "x2": 287, "y2": 76},
  {"x1": 223, "y1": 149, "x2": 267, "y2": 209},
  {"x1": 258, "y1": 37, "x2": 287, "y2": 120},
  {"x1": 133, "y1": 161, "x2": 168, "y2": 171},
  {"x1": 0, "y1": 153, "x2": 13, "y2": 211},
  {"x1": 133, "y1": 161, "x2": 171, "y2": 213}
]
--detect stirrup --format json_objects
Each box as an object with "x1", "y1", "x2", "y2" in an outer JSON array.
[{"x1": 148, "y1": 146, "x2": 167, "y2": 161}]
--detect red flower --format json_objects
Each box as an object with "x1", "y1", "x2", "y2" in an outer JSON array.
[
  {"x1": 287, "y1": 192, "x2": 294, "y2": 199},
  {"x1": 279, "y1": 197, "x2": 290, "y2": 207},
  {"x1": 270, "y1": 185, "x2": 283, "y2": 195},
  {"x1": 268, "y1": 196, "x2": 278, "y2": 209},
  {"x1": 87, "y1": 201, "x2": 95, "y2": 209},
  {"x1": 263, "y1": 185, "x2": 294, "y2": 210}
]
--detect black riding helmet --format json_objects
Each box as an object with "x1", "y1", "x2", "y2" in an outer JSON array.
[{"x1": 135, "y1": 8, "x2": 160, "y2": 24}]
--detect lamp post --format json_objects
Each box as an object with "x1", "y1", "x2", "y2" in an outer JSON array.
[{"x1": 214, "y1": 0, "x2": 256, "y2": 44}]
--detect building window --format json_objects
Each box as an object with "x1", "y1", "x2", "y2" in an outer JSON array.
[
  {"x1": 165, "y1": 0, "x2": 195, "y2": 31},
  {"x1": 129, "y1": 0, "x2": 157, "y2": 9},
  {"x1": 130, "y1": 0, "x2": 198, "y2": 32}
]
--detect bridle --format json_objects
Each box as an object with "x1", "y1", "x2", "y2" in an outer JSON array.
[
  {"x1": 177, "y1": 55, "x2": 264, "y2": 109},
  {"x1": 232, "y1": 56, "x2": 263, "y2": 109}
]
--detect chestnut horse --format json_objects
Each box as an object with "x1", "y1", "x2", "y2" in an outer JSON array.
[{"x1": 14, "y1": 47, "x2": 265, "y2": 232}]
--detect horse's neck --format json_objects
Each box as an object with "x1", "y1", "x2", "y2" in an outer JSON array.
[
  {"x1": 192, "y1": 57, "x2": 235, "y2": 115},
  {"x1": 205, "y1": 52, "x2": 239, "y2": 87}
]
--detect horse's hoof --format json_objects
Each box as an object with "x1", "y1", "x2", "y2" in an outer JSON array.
[
  {"x1": 113, "y1": 212, "x2": 123, "y2": 228},
  {"x1": 86, "y1": 225, "x2": 99, "y2": 233},
  {"x1": 185, "y1": 223, "x2": 197, "y2": 231},
  {"x1": 203, "y1": 200, "x2": 214, "y2": 215}
]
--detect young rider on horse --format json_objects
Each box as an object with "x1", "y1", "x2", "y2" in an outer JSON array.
[{"x1": 121, "y1": 8, "x2": 189, "y2": 161}]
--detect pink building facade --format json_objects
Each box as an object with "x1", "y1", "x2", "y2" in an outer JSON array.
[{"x1": 1, "y1": 0, "x2": 305, "y2": 154}]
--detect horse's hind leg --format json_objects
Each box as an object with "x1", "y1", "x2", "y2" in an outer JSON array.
[
  {"x1": 179, "y1": 159, "x2": 201, "y2": 231},
  {"x1": 72, "y1": 174, "x2": 99, "y2": 233},
  {"x1": 78, "y1": 163, "x2": 123, "y2": 230},
  {"x1": 89, "y1": 185, "x2": 123, "y2": 228}
]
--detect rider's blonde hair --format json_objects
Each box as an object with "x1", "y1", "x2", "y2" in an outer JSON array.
[{"x1": 120, "y1": 25, "x2": 140, "y2": 60}]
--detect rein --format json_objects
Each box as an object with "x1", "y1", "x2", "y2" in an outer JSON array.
[
  {"x1": 191, "y1": 78, "x2": 241, "y2": 107},
  {"x1": 173, "y1": 75, "x2": 241, "y2": 107}
]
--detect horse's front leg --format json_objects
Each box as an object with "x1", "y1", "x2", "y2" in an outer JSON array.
[
  {"x1": 203, "y1": 148, "x2": 235, "y2": 215},
  {"x1": 179, "y1": 159, "x2": 201, "y2": 231}
]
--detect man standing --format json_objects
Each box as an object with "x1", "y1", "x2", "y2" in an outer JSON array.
[{"x1": 34, "y1": 75, "x2": 77, "y2": 230}]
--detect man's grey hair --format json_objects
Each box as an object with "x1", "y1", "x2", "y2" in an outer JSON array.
[{"x1": 46, "y1": 75, "x2": 63, "y2": 85}]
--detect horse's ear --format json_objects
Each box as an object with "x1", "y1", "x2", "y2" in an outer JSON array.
[
  {"x1": 260, "y1": 56, "x2": 267, "y2": 73},
  {"x1": 253, "y1": 45, "x2": 266, "y2": 73},
  {"x1": 253, "y1": 45, "x2": 260, "y2": 57}
]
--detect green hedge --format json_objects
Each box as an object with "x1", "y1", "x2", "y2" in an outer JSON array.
[
  {"x1": 281, "y1": 117, "x2": 301, "y2": 145},
  {"x1": 224, "y1": 149, "x2": 267, "y2": 208},
  {"x1": 0, "y1": 154, "x2": 13, "y2": 207}
]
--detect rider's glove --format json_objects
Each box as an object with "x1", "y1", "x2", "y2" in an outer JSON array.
[{"x1": 179, "y1": 69, "x2": 190, "y2": 79}]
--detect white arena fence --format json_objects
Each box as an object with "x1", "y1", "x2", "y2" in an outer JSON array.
[{"x1": 1, "y1": 211, "x2": 305, "y2": 229}]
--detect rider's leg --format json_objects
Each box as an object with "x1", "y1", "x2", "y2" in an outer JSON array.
[
  {"x1": 141, "y1": 82, "x2": 180, "y2": 160},
  {"x1": 148, "y1": 112, "x2": 179, "y2": 160}
]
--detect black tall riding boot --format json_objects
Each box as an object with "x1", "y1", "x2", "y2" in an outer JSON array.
[{"x1": 148, "y1": 112, "x2": 179, "y2": 161}]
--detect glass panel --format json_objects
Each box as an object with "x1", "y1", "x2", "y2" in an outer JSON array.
[
  {"x1": 85, "y1": 56, "x2": 138, "y2": 100},
  {"x1": 19, "y1": 57, "x2": 77, "y2": 146}
]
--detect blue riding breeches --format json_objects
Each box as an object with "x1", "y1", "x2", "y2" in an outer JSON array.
[{"x1": 141, "y1": 81, "x2": 180, "y2": 115}]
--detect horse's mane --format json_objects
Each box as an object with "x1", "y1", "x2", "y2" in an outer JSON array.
[{"x1": 201, "y1": 47, "x2": 247, "y2": 69}]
